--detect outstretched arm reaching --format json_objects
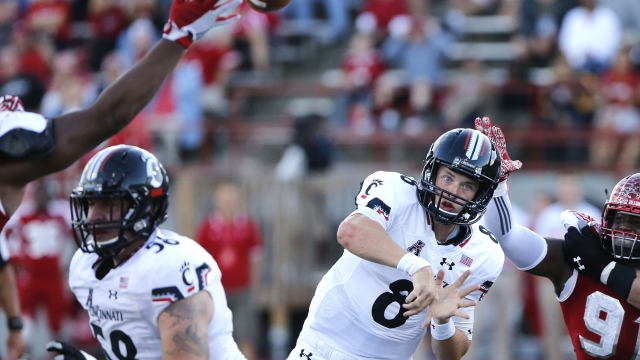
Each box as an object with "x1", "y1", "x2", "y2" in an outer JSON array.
[
  {"x1": 0, "y1": 0, "x2": 242, "y2": 186},
  {"x1": 475, "y1": 117, "x2": 573, "y2": 294}
]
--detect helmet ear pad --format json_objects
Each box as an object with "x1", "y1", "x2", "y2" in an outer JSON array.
[
  {"x1": 417, "y1": 129, "x2": 501, "y2": 225},
  {"x1": 71, "y1": 145, "x2": 170, "y2": 258}
]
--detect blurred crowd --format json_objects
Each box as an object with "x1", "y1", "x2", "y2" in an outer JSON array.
[{"x1": 1, "y1": 0, "x2": 640, "y2": 170}]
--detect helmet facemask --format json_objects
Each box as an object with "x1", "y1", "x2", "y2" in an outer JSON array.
[
  {"x1": 417, "y1": 129, "x2": 501, "y2": 226},
  {"x1": 71, "y1": 145, "x2": 170, "y2": 259},
  {"x1": 418, "y1": 160, "x2": 495, "y2": 225},
  {"x1": 601, "y1": 206, "x2": 640, "y2": 260},
  {"x1": 71, "y1": 186, "x2": 164, "y2": 259}
]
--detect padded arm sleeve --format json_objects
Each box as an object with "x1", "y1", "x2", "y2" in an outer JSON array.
[
  {"x1": 483, "y1": 182, "x2": 548, "y2": 270},
  {"x1": 0, "y1": 112, "x2": 55, "y2": 159}
]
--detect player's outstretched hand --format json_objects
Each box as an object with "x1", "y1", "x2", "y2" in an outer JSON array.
[
  {"x1": 474, "y1": 116, "x2": 522, "y2": 181},
  {"x1": 403, "y1": 265, "x2": 437, "y2": 318},
  {"x1": 163, "y1": 0, "x2": 242, "y2": 48},
  {"x1": 424, "y1": 270, "x2": 479, "y2": 330},
  {"x1": 46, "y1": 341, "x2": 96, "y2": 360},
  {"x1": 0, "y1": 95, "x2": 24, "y2": 112},
  {"x1": 563, "y1": 225, "x2": 610, "y2": 280}
]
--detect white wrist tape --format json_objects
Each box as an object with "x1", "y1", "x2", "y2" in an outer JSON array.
[
  {"x1": 430, "y1": 318, "x2": 456, "y2": 341},
  {"x1": 600, "y1": 261, "x2": 617, "y2": 285},
  {"x1": 397, "y1": 253, "x2": 430, "y2": 276}
]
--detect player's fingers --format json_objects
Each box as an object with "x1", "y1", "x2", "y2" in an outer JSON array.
[
  {"x1": 459, "y1": 299, "x2": 477, "y2": 308},
  {"x1": 45, "y1": 341, "x2": 63, "y2": 352},
  {"x1": 404, "y1": 289, "x2": 419, "y2": 304},
  {"x1": 452, "y1": 270, "x2": 471, "y2": 288},
  {"x1": 435, "y1": 269, "x2": 445, "y2": 287},
  {"x1": 454, "y1": 309, "x2": 471, "y2": 319},
  {"x1": 212, "y1": 0, "x2": 242, "y2": 12},
  {"x1": 459, "y1": 283, "x2": 480, "y2": 298},
  {"x1": 474, "y1": 117, "x2": 483, "y2": 131}
]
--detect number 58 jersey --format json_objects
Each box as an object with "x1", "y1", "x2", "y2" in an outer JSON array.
[
  {"x1": 296, "y1": 171, "x2": 504, "y2": 359},
  {"x1": 68, "y1": 228, "x2": 246, "y2": 360}
]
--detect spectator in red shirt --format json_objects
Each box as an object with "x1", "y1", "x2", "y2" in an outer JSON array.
[
  {"x1": 590, "y1": 48, "x2": 640, "y2": 173},
  {"x1": 355, "y1": 0, "x2": 408, "y2": 44},
  {"x1": 340, "y1": 32, "x2": 385, "y2": 131},
  {"x1": 2, "y1": 180, "x2": 74, "y2": 349},
  {"x1": 195, "y1": 181, "x2": 263, "y2": 360},
  {"x1": 87, "y1": 0, "x2": 129, "y2": 71},
  {"x1": 25, "y1": 0, "x2": 72, "y2": 48}
]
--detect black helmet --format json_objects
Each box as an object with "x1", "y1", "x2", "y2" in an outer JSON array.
[
  {"x1": 71, "y1": 145, "x2": 169, "y2": 258},
  {"x1": 417, "y1": 128, "x2": 501, "y2": 225}
]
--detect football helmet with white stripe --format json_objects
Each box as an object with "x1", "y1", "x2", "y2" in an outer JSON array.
[
  {"x1": 70, "y1": 145, "x2": 169, "y2": 258},
  {"x1": 418, "y1": 128, "x2": 501, "y2": 225}
]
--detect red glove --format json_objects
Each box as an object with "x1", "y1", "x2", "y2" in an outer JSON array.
[
  {"x1": 474, "y1": 116, "x2": 522, "y2": 181},
  {"x1": 0, "y1": 95, "x2": 24, "y2": 112},
  {"x1": 162, "y1": 0, "x2": 242, "y2": 48}
]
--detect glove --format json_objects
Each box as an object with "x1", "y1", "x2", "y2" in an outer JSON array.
[
  {"x1": 474, "y1": 116, "x2": 522, "y2": 181},
  {"x1": 162, "y1": 0, "x2": 242, "y2": 48},
  {"x1": 563, "y1": 222, "x2": 637, "y2": 300},
  {"x1": 0, "y1": 95, "x2": 25, "y2": 112},
  {"x1": 46, "y1": 341, "x2": 97, "y2": 360},
  {"x1": 563, "y1": 226, "x2": 609, "y2": 279}
]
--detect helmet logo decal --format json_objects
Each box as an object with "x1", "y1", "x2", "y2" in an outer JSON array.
[
  {"x1": 464, "y1": 131, "x2": 485, "y2": 160},
  {"x1": 142, "y1": 153, "x2": 163, "y2": 188}
]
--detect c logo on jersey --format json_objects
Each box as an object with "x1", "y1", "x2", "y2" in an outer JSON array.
[
  {"x1": 364, "y1": 179, "x2": 383, "y2": 196},
  {"x1": 407, "y1": 240, "x2": 425, "y2": 257},
  {"x1": 365, "y1": 198, "x2": 391, "y2": 221},
  {"x1": 181, "y1": 261, "x2": 195, "y2": 292}
]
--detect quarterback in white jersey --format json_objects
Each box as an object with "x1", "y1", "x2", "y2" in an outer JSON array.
[
  {"x1": 289, "y1": 129, "x2": 505, "y2": 360},
  {"x1": 47, "y1": 145, "x2": 245, "y2": 360}
]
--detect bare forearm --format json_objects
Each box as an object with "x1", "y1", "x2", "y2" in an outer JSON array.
[
  {"x1": 431, "y1": 330, "x2": 470, "y2": 360},
  {"x1": 337, "y1": 215, "x2": 407, "y2": 268},
  {"x1": 92, "y1": 39, "x2": 185, "y2": 135},
  {"x1": 0, "y1": 265, "x2": 21, "y2": 318}
]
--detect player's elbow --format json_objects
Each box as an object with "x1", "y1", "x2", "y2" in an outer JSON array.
[{"x1": 337, "y1": 220, "x2": 358, "y2": 249}]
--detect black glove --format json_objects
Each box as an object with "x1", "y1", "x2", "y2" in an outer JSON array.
[
  {"x1": 46, "y1": 341, "x2": 96, "y2": 360},
  {"x1": 563, "y1": 226, "x2": 637, "y2": 300},
  {"x1": 563, "y1": 226, "x2": 611, "y2": 279}
]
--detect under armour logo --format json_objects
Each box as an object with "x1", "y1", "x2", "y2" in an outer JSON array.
[
  {"x1": 440, "y1": 258, "x2": 455, "y2": 270},
  {"x1": 300, "y1": 349, "x2": 313, "y2": 359},
  {"x1": 109, "y1": 290, "x2": 118, "y2": 299},
  {"x1": 573, "y1": 256, "x2": 585, "y2": 271}
]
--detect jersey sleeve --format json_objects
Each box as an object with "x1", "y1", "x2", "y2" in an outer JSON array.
[
  {"x1": 0, "y1": 112, "x2": 55, "y2": 159},
  {"x1": 351, "y1": 172, "x2": 400, "y2": 232},
  {"x1": 146, "y1": 239, "x2": 221, "y2": 326}
]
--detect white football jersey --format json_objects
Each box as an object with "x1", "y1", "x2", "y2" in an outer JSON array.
[
  {"x1": 69, "y1": 228, "x2": 246, "y2": 360},
  {"x1": 296, "y1": 171, "x2": 504, "y2": 359}
]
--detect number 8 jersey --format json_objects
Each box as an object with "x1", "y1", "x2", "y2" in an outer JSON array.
[
  {"x1": 68, "y1": 228, "x2": 246, "y2": 360},
  {"x1": 295, "y1": 171, "x2": 504, "y2": 359}
]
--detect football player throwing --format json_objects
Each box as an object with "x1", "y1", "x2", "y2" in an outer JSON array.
[{"x1": 288, "y1": 128, "x2": 505, "y2": 360}]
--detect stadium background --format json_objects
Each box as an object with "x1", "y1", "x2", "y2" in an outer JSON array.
[{"x1": 0, "y1": 0, "x2": 639, "y2": 359}]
